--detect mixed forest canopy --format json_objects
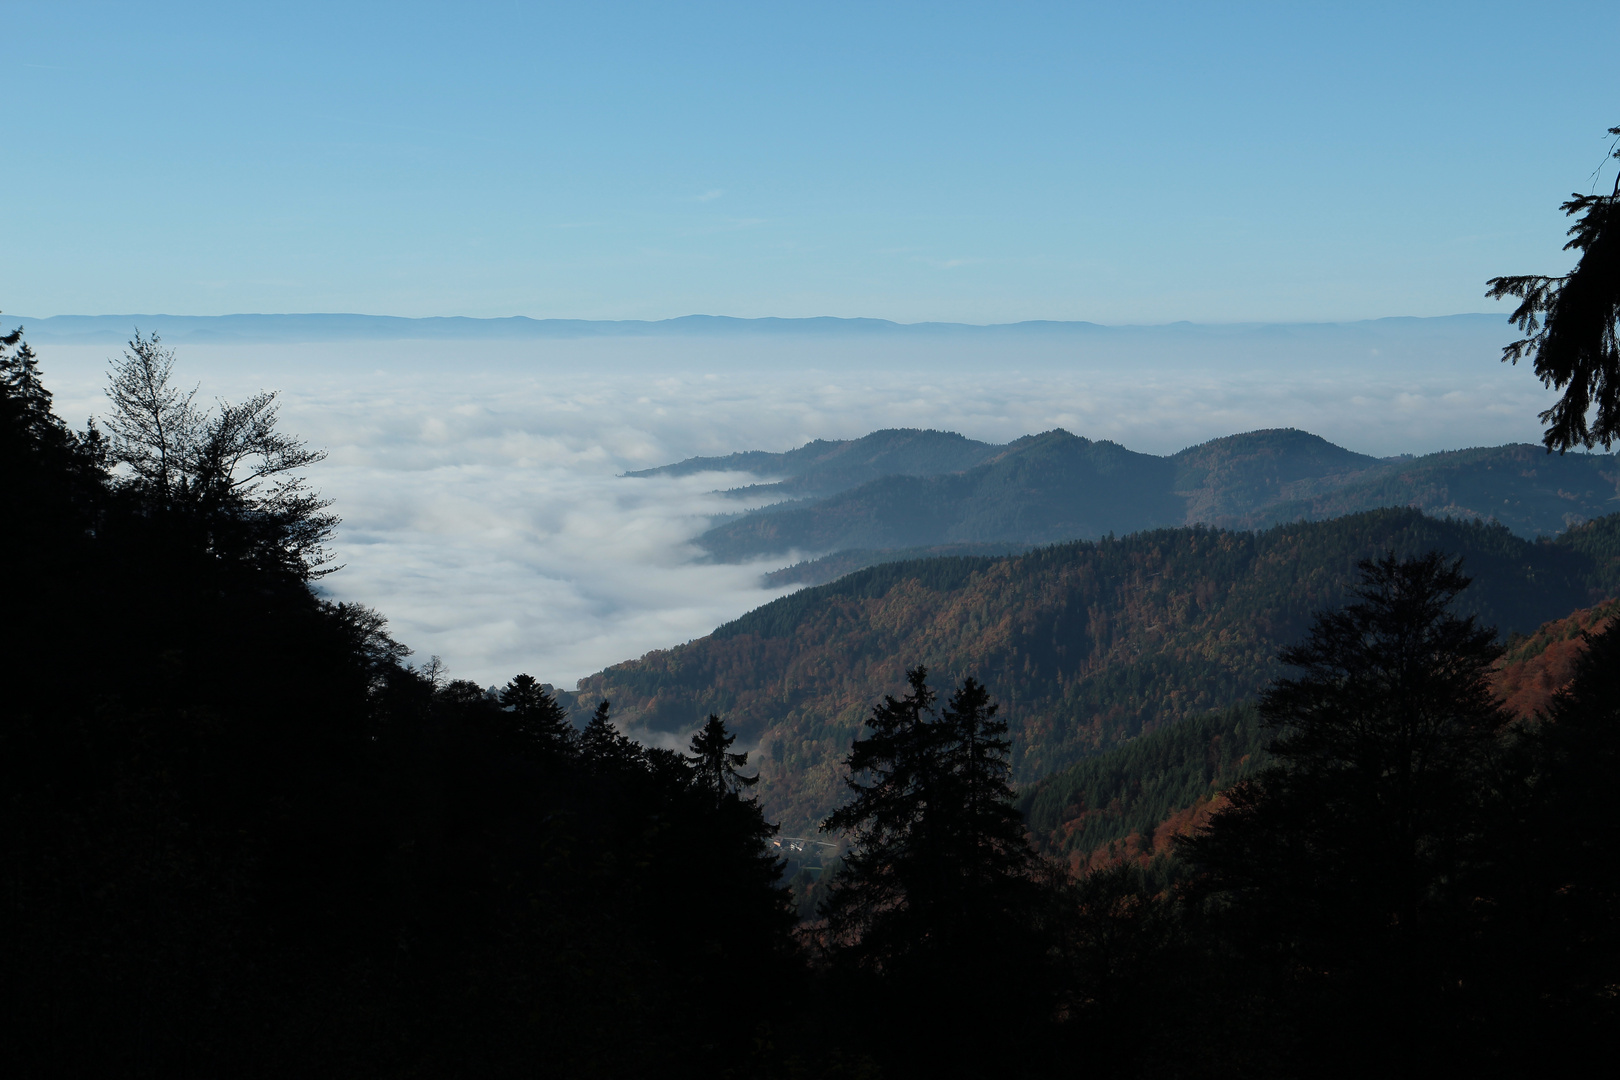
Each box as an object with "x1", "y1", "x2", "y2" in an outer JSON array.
[{"x1": 580, "y1": 507, "x2": 1620, "y2": 837}]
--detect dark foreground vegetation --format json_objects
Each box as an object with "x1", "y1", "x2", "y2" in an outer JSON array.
[{"x1": 2, "y1": 328, "x2": 798, "y2": 1077}]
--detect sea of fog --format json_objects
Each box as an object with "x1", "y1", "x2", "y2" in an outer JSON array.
[{"x1": 27, "y1": 316, "x2": 1558, "y2": 691}]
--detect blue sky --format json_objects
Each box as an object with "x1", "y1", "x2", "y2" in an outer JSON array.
[{"x1": 4, "y1": 1, "x2": 1618, "y2": 323}]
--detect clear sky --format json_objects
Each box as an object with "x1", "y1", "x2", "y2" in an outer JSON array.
[{"x1": 4, "y1": 1, "x2": 1618, "y2": 323}]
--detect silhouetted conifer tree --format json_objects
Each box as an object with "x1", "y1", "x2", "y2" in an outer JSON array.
[
  {"x1": 500, "y1": 673, "x2": 575, "y2": 754},
  {"x1": 938, "y1": 676, "x2": 1036, "y2": 886},
  {"x1": 1183, "y1": 552, "x2": 1512, "y2": 1074},
  {"x1": 580, "y1": 699, "x2": 641, "y2": 770},
  {"x1": 819, "y1": 667, "x2": 1056, "y2": 1077},
  {"x1": 687, "y1": 713, "x2": 758, "y2": 805},
  {"x1": 1488, "y1": 124, "x2": 1620, "y2": 450}
]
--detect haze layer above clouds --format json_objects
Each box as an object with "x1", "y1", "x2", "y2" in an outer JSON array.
[{"x1": 29, "y1": 316, "x2": 1556, "y2": 688}]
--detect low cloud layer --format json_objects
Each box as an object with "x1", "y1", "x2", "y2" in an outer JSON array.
[{"x1": 34, "y1": 321, "x2": 1558, "y2": 690}]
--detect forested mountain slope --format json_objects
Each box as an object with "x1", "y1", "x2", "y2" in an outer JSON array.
[
  {"x1": 626, "y1": 427, "x2": 1001, "y2": 500},
  {"x1": 578, "y1": 509, "x2": 1620, "y2": 836},
  {"x1": 1016, "y1": 594, "x2": 1620, "y2": 870},
  {"x1": 700, "y1": 429, "x2": 1184, "y2": 560},
  {"x1": 1251, "y1": 443, "x2": 1620, "y2": 536},
  {"x1": 763, "y1": 542, "x2": 1027, "y2": 587},
  {"x1": 1494, "y1": 595, "x2": 1620, "y2": 720},
  {"x1": 1169, "y1": 428, "x2": 1381, "y2": 521},
  {"x1": 678, "y1": 427, "x2": 1619, "y2": 563}
]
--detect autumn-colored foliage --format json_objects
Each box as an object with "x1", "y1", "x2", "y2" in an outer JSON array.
[
  {"x1": 1031, "y1": 593, "x2": 1620, "y2": 875},
  {"x1": 1492, "y1": 597, "x2": 1620, "y2": 719},
  {"x1": 580, "y1": 508, "x2": 1620, "y2": 837}
]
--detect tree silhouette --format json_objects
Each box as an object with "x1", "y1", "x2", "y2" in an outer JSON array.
[
  {"x1": 822, "y1": 668, "x2": 1041, "y2": 951},
  {"x1": 104, "y1": 330, "x2": 338, "y2": 578},
  {"x1": 4, "y1": 325, "x2": 813, "y2": 1077},
  {"x1": 818, "y1": 667, "x2": 1056, "y2": 1075},
  {"x1": 938, "y1": 675, "x2": 1033, "y2": 886},
  {"x1": 1498, "y1": 615, "x2": 1620, "y2": 1045},
  {"x1": 686, "y1": 714, "x2": 757, "y2": 804},
  {"x1": 1487, "y1": 124, "x2": 1620, "y2": 451},
  {"x1": 2, "y1": 315, "x2": 107, "y2": 502},
  {"x1": 1183, "y1": 551, "x2": 1512, "y2": 1072},
  {"x1": 500, "y1": 673, "x2": 575, "y2": 754},
  {"x1": 579, "y1": 699, "x2": 641, "y2": 770},
  {"x1": 820, "y1": 666, "x2": 941, "y2": 954}
]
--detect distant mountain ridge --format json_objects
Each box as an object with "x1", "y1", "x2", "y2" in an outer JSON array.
[
  {"x1": 653, "y1": 427, "x2": 1619, "y2": 567},
  {"x1": 625, "y1": 428, "x2": 1002, "y2": 501},
  {"x1": 8, "y1": 311, "x2": 1504, "y2": 344}
]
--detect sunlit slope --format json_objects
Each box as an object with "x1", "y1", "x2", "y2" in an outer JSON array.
[
  {"x1": 692, "y1": 429, "x2": 1620, "y2": 562},
  {"x1": 579, "y1": 509, "x2": 1620, "y2": 836},
  {"x1": 1170, "y1": 427, "x2": 1381, "y2": 521},
  {"x1": 1017, "y1": 593, "x2": 1620, "y2": 869}
]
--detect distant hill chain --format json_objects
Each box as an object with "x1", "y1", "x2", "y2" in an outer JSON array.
[
  {"x1": 630, "y1": 427, "x2": 1620, "y2": 577},
  {"x1": 9, "y1": 310, "x2": 1509, "y2": 344},
  {"x1": 577, "y1": 508, "x2": 1620, "y2": 837}
]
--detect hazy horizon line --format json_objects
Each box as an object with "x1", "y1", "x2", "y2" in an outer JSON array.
[{"x1": 7, "y1": 310, "x2": 1509, "y2": 345}]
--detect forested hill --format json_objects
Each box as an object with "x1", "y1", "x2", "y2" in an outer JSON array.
[
  {"x1": 1255, "y1": 442, "x2": 1620, "y2": 534},
  {"x1": 1015, "y1": 594, "x2": 1620, "y2": 872},
  {"x1": 578, "y1": 509, "x2": 1620, "y2": 837},
  {"x1": 679, "y1": 427, "x2": 1619, "y2": 564},
  {"x1": 625, "y1": 427, "x2": 1002, "y2": 499}
]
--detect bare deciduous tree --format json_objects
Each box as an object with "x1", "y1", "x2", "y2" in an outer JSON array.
[{"x1": 104, "y1": 331, "x2": 339, "y2": 577}]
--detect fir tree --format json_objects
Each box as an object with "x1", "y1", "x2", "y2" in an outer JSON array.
[
  {"x1": 1183, "y1": 552, "x2": 1514, "y2": 1073},
  {"x1": 500, "y1": 673, "x2": 575, "y2": 754},
  {"x1": 580, "y1": 699, "x2": 640, "y2": 770},
  {"x1": 937, "y1": 676, "x2": 1038, "y2": 890},
  {"x1": 820, "y1": 666, "x2": 942, "y2": 954},
  {"x1": 1187, "y1": 552, "x2": 1509, "y2": 931},
  {"x1": 1487, "y1": 124, "x2": 1620, "y2": 450},
  {"x1": 822, "y1": 667, "x2": 1042, "y2": 954},
  {"x1": 818, "y1": 667, "x2": 1056, "y2": 1076},
  {"x1": 686, "y1": 714, "x2": 757, "y2": 805}
]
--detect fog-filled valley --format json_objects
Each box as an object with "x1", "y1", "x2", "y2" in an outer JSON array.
[{"x1": 22, "y1": 313, "x2": 1568, "y2": 686}]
